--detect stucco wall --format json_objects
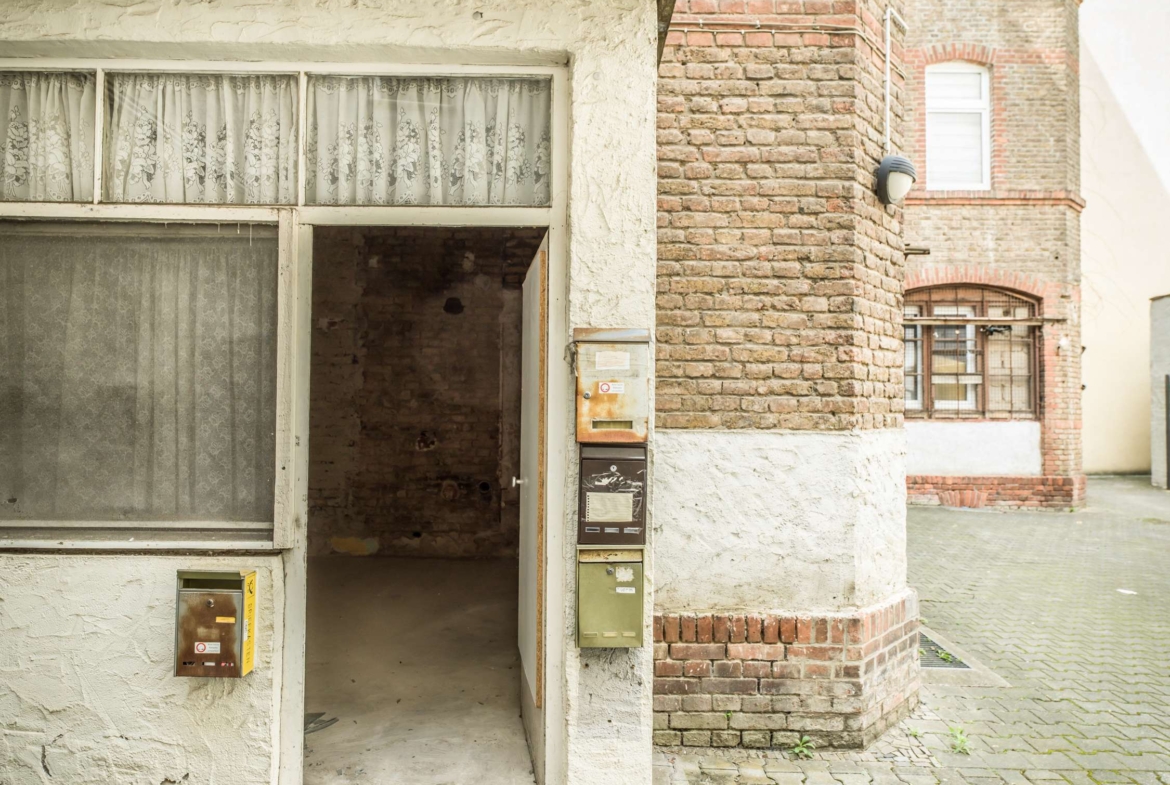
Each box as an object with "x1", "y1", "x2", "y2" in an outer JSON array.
[
  {"x1": 652, "y1": 429, "x2": 907, "y2": 615},
  {"x1": 1152, "y1": 297, "x2": 1170, "y2": 489},
  {"x1": 0, "y1": 554, "x2": 283, "y2": 785},
  {"x1": 906, "y1": 421, "x2": 1042, "y2": 476},
  {"x1": 1081, "y1": 50, "x2": 1170, "y2": 475},
  {"x1": 0, "y1": 1, "x2": 658, "y2": 784}
]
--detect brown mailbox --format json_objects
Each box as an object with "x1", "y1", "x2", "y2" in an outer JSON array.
[{"x1": 578, "y1": 445, "x2": 646, "y2": 546}]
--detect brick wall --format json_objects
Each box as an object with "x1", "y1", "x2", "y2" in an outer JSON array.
[
  {"x1": 656, "y1": 0, "x2": 907, "y2": 432},
  {"x1": 901, "y1": 0, "x2": 1083, "y2": 505},
  {"x1": 653, "y1": 592, "x2": 919, "y2": 749},
  {"x1": 308, "y1": 227, "x2": 545, "y2": 558}
]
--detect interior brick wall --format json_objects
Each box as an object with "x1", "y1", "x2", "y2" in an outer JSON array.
[
  {"x1": 901, "y1": 0, "x2": 1083, "y2": 502},
  {"x1": 656, "y1": 0, "x2": 908, "y2": 432},
  {"x1": 308, "y1": 227, "x2": 545, "y2": 559}
]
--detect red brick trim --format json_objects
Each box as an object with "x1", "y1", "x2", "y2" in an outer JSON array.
[
  {"x1": 905, "y1": 191, "x2": 1085, "y2": 212},
  {"x1": 904, "y1": 267, "x2": 1060, "y2": 313},
  {"x1": 907, "y1": 475, "x2": 1086, "y2": 509},
  {"x1": 652, "y1": 591, "x2": 919, "y2": 750}
]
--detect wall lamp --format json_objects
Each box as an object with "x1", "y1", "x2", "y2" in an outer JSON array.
[{"x1": 876, "y1": 155, "x2": 917, "y2": 205}]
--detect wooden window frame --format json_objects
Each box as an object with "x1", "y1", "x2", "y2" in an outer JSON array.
[{"x1": 904, "y1": 286, "x2": 1040, "y2": 421}]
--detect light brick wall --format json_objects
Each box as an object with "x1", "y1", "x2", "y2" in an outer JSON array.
[
  {"x1": 656, "y1": 0, "x2": 907, "y2": 432},
  {"x1": 308, "y1": 227, "x2": 545, "y2": 558},
  {"x1": 902, "y1": 0, "x2": 1083, "y2": 504}
]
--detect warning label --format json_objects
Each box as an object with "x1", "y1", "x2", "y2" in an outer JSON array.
[
  {"x1": 597, "y1": 381, "x2": 625, "y2": 395},
  {"x1": 194, "y1": 642, "x2": 221, "y2": 654}
]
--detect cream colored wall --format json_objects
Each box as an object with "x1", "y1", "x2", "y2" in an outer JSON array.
[
  {"x1": 0, "y1": 2, "x2": 658, "y2": 784},
  {"x1": 1081, "y1": 48, "x2": 1170, "y2": 474}
]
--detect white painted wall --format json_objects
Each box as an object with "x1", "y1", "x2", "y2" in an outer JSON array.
[
  {"x1": 0, "y1": 2, "x2": 658, "y2": 784},
  {"x1": 1080, "y1": 48, "x2": 1170, "y2": 474},
  {"x1": 653, "y1": 429, "x2": 907, "y2": 614},
  {"x1": 0, "y1": 554, "x2": 283, "y2": 784},
  {"x1": 1152, "y1": 297, "x2": 1170, "y2": 489},
  {"x1": 905, "y1": 421, "x2": 1042, "y2": 476}
]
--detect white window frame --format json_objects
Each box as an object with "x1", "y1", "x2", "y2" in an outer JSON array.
[
  {"x1": 0, "y1": 57, "x2": 568, "y2": 550},
  {"x1": 925, "y1": 62, "x2": 991, "y2": 191},
  {"x1": 930, "y1": 305, "x2": 979, "y2": 411}
]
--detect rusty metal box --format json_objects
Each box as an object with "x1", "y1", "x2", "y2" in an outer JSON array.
[
  {"x1": 577, "y1": 556, "x2": 643, "y2": 648},
  {"x1": 578, "y1": 444, "x2": 646, "y2": 546},
  {"x1": 175, "y1": 570, "x2": 256, "y2": 678},
  {"x1": 574, "y1": 328, "x2": 650, "y2": 444}
]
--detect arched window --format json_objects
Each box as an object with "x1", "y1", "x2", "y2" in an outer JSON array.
[
  {"x1": 904, "y1": 286, "x2": 1038, "y2": 418},
  {"x1": 925, "y1": 62, "x2": 991, "y2": 190}
]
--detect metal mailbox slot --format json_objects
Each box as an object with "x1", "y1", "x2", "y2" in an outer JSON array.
[
  {"x1": 578, "y1": 444, "x2": 646, "y2": 546},
  {"x1": 574, "y1": 328, "x2": 650, "y2": 444},
  {"x1": 578, "y1": 559, "x2": 643, "y2": 648},
  {"x1": 175, "y1": 570, "x2": 256, "y2": 678}
]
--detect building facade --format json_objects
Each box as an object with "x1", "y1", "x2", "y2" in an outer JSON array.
[
  {"x1": 0, "y1": 1, "x2": 918, "y2": 783},
  {"x1": 900, "y1": 0, "x2": 1085, "y2": 508}
]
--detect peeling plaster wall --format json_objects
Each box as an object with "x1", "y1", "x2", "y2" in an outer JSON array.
[
  {"x1": 0, "y1": 554, "x2": 282, "y2": 785},
  {"x1": 0, "y1": 1, "x2": 658, "y2": 783},
  {"x1": 652, "y1": 430, "x2": 907, "y2": 614}
]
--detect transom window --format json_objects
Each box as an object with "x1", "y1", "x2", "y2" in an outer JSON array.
[
  {"x1": 904, "y1": 286, "x2": 1038, "y2": 418},
  {"x1": 925, "y1": 62, "x2": 991, "y2": 190},
  {"x1": 0, "y1": 69, "x2": 552, "y2": 207}
]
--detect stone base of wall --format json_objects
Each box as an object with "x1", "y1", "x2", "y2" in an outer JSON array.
[
  {"x1": 652, "y1": 591, "x2": 920, "y2": 750},
  {"x1": 907, "y1": 475, "x2": 1086, "y2": 509}
]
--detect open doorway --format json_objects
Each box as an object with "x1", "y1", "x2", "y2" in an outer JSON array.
[{"x1": 304, "y1": 226, "x2": 546, "y2": 785}]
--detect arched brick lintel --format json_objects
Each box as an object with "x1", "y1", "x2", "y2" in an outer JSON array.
[
  {"x1": 910, "y1": 43, "x2": 995, "y2": 68},
  {"x1": 904, "y1": 267, "x2": 1067, "y2": 316}
]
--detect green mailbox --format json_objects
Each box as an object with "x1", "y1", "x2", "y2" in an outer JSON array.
[{"x1": 577, "y1": 560, "x2": 643, "y2": 648}]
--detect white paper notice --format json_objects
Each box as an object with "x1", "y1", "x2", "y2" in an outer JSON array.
[
  {"x1": 586, "y1": 492, "x2": 634, "y2": 522},
  {"x1": 595, "y1": 350, "x2": 630, "y2": 371}
]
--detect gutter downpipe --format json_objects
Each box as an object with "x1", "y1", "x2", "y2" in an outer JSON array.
[{"x1": 884, "y1": 6, "x2": 908, "y2": 155}]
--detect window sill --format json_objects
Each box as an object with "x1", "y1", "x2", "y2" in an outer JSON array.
[{"x1": 0, "y1": 525, "x2": 278, "y2": 552}]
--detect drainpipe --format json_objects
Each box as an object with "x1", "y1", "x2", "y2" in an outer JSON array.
[{"x1": 884, "y1": 6, "x2": 908, "y2": 155}]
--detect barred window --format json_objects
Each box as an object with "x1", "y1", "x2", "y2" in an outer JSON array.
[{"x1": 904, "y1": 286, "x2": 1038, "y2": 418}]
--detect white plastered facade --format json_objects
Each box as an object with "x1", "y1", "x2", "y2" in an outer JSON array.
[{"x1": 0, "y1": 1, "x2": 658, "y2": 783}]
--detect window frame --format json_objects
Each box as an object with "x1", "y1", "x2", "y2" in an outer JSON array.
[
  {"x1": 0, "y1": 57, "x2": 567, "y2": 550},
  {"x1": 925, "y1": 61, "x2": 991, "y2": 191},
  {"x1": 904, "y1": 286, "x2": 1040, "y2": 421}
]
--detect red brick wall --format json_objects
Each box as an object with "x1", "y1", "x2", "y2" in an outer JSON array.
[{"x1": 652, "y1": 592, "x2": 920, "y2": 749}]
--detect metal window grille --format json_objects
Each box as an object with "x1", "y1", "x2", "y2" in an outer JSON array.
[{"x1": 904, "y1": 286, "x2": 1038, "y2": 419}]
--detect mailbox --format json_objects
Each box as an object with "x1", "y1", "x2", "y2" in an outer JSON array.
[
  {"x1": 574, "y1": 328, "x2": 650, "y2": 444},
  {"x1": 578, "y1": 444, "x2": 646, "y2": 546},
  {"x1": 577, "y1": 554, "x2": 643, "y2": 648},
  {"x1": 175, "y1": 570, "x2": 257, "y2": 678}
]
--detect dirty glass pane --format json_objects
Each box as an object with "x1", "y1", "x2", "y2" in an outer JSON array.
[
  {"x1": 306, "y1": 76, "x2": 551, "y2": 206},
  {"x1": 0, "y1": 71, "x2": 96, "y2": 202},
  {"x1": 104, "y1": 73, "x2": 298, "y2": 204},
  {"x1": 0, "y1": 223, "x2": 278, "y2": 522}
]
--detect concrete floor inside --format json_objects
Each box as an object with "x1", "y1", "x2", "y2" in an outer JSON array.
[{"x1": 305, "y1": 556, "x2": 537, "y2": 785}]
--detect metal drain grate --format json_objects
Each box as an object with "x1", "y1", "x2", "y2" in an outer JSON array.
[{"x1": 919, "y1": 632, "x2": 970, "y2": 669}]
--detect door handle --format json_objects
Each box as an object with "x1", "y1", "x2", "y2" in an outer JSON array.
[{"x1": 511, "y1": 476, "x2": 526, "y2": 488}]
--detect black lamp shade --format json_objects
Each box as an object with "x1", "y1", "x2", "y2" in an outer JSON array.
[{"x1": 875, "y1": 155, "x2": 917, "y2": 204}]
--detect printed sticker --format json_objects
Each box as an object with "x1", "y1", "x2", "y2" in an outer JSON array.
[
  {"x1": 194, "y1": 642, "x2": 221, "y2": 654},
  {"x1": 615, "y1": 587, "x2": 636, "y2": 594},
  {"x1": 215, "y1": 616, "x2": 236, "y2": 624},
  {"x1": 595, "y1": 350, "x2": 630, "y2": 371},
  {"x1": 597, "y1": 381, "x2": 625, "y2": 395}
]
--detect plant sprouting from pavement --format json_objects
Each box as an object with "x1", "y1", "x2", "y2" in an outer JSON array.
[
  {"x1": 948, "y1": 726, "x2": 971, "y2": 754},
  {"x1": 789, "y1": 735, "x2": 817, "y2": 759}
]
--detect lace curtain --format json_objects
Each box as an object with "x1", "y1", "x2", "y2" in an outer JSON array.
[
  {"x1": 0, "y1": 226, "x2": 278, "y2": 522},
  {"x1": 0, "y1": 72, "x2": 95, "y2": 202},
  {"x1": 306, "y1": 76, "x2": 552, "y2": 206},
  {"x1": 104, "y1": 73, "x2": 298, "y2": 204}
]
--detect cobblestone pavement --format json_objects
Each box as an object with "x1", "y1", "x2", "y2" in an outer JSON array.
[{"x1": 656, "y1": 476, "x2": 1170, "y2": 785}]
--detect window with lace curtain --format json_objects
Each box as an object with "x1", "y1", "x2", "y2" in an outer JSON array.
[
  {"x1": 0, "y1": 69, "x2": 553, "y2": 206},
  {"x1": 904, "y1": 286, "x2": 1039, "y2": 419}
]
